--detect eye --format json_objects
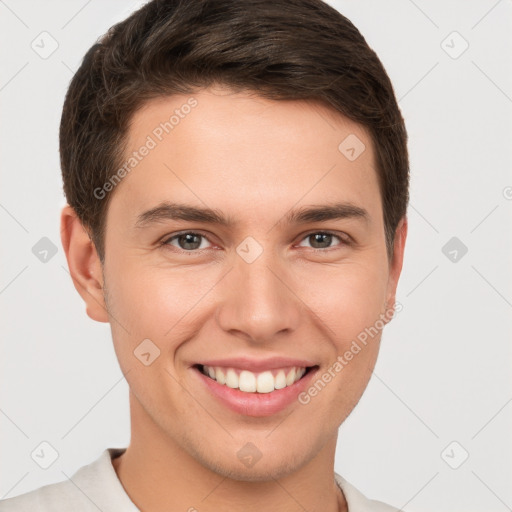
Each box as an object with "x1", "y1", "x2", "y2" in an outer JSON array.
[
  {"x1": 160, "y1": 230, "x2": 350, "y2": 254},
  {"x1": 162, "y1": 231, "x2": 213, "y2": 252},
  {"x1": 297, "y1": 231, "x2": 348, "y2": 250}
]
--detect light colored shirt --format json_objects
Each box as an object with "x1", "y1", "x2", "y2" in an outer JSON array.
[{"x1": 0, "y1": 448, "x2": 402, "y2": 511}]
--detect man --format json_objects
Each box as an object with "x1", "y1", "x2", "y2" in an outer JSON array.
[{"x1": 0, "y1": 0, "x2": 409, "y2": 510}]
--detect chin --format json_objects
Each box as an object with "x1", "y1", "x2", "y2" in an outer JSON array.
[
  {"x1": 185, "y1": 436, "x2": 318, "y2": 483},
  {"x1": 204, "y1": 456, "x2": 307, "y2": 482}
]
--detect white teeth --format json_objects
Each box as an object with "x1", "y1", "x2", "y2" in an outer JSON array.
[
  {"x1": 216, "y1": 367, "x2": 226, "y2": 385},
  {"x1": 201, "y1": 365, "x2": 308, "y2": 393},
  {"x1": 225, "y1": 368, "x2": 239, "y2": 389},
  {"x1": 239, "y1": 370, "x2": 257, "y2": 392},
  {"x1": 256, "y1": 371, "x2": 275, "y2": 393},
  {"x1": 274, "y1": 370, "x2": 287, "y2": 390},
  {"x1": 285, "y1": 368, "x2": 296, "y2": 386}
]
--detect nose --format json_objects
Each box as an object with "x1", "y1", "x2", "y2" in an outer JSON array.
[{"x1": 215, "y1": 248, "x2": 302, "y2": 344}]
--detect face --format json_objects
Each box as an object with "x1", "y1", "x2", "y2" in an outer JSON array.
[{"x1": 71, "y1": 86, "x2": 406, "y2": 481}]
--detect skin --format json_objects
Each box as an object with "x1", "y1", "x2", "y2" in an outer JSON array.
[{"x1": 61, "y1": 86, "x2": 407, "y2": 512}]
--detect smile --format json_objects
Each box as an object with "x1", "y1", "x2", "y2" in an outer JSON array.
[
  {"x1": 192, "y1": 357, "x2": 319, "y2": 416},
  {"x1": 198, "y1": 364, "x2": 309, "y2": 393}
]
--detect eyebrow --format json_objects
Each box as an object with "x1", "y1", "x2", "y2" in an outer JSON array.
[{"x1": 134, "y1": 201, "x2": 370, "y2": 229}]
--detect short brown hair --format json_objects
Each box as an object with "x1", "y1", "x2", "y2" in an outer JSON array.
[{"x1": 60, "y1": 0, "x2": 409, "y2": 262}]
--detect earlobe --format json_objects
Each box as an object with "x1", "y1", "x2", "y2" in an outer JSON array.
[
  {"x1": 384, "y1": 216, "x2": 408, "y2": 319},
  {"x1": 60, "y1": 205, "x2": 109, "y2": 323}
]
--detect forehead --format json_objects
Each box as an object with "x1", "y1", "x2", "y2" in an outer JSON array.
[{"x1": 111, "y1": 87, "x2": 381, "y2": 229}]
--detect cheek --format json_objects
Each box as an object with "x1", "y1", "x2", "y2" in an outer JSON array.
[
  {"x1": 300, "y1": 259, "x2": 389, "y2": 346},
  {"x1": 103, "y1": 260, "x2": 196, "y2": 415},
  {"x1": 104, "y1": 260, "x2": 226, "y2": 385},
  {"x1": 316, "y1": 263, "x2": 387, "y2": 408},
  {"x1": 106, "y1": 258, "x2": 216, "y2": 337}
]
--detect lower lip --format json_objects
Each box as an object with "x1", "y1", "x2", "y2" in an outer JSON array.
[{"x1": 193, "y1": 366, "x2": 318, "y2": 417}]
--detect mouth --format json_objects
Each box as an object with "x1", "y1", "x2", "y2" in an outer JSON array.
[
  {"x1": 192, "y1": 362, "x2": 319, "y2": 417},
  {"x1": 195, "y1": 364, "x2": 315, "y2": 393}
]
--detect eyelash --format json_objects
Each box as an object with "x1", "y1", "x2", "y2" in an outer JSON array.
[{"x1": 159, "y1": 230, "x2": 351, "y2": 254}]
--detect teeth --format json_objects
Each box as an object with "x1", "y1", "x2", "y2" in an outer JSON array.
[
  {"x1": 225, "y1": 368, "x2": 238, "y2": 389},
  {"x1": 285, "y1": 368, "x2": 296, "y2": 386},
  {"x1": 216, "y1": 367, "x2": 226, "y2": 385},
  {"x1": 256, "y1": 371, "x2": 275, "y2": 393},
  {"x1": 239, "y1": 371, "x2": 256, "y2": 392},
  {"x1": 201, "y1": 365, "x2": 308, "y2": 393},
  {"x1": 274, "y1": 370, "x2": 287, "y2": 390}
]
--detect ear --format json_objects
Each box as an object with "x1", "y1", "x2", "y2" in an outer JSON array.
[
  {"x1": 384, "y1": 216, "x2": 408, "y2": 318},
  {"x1": 60, "y1": 205, "x2": 109, "y2": 323}
]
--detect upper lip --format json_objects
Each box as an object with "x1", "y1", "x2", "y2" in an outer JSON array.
[{"x1": 194, "y1": 357, "x2": 317, "y2": 372}]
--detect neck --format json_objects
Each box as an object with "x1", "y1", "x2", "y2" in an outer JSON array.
[{"x1": 113, "y1": 392, "x2": 347, "y2": 512}]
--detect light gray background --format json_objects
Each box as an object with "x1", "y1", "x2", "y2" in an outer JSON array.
[{"x1": 1, "y1": 1, "x2": 511, "y2": 511}]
